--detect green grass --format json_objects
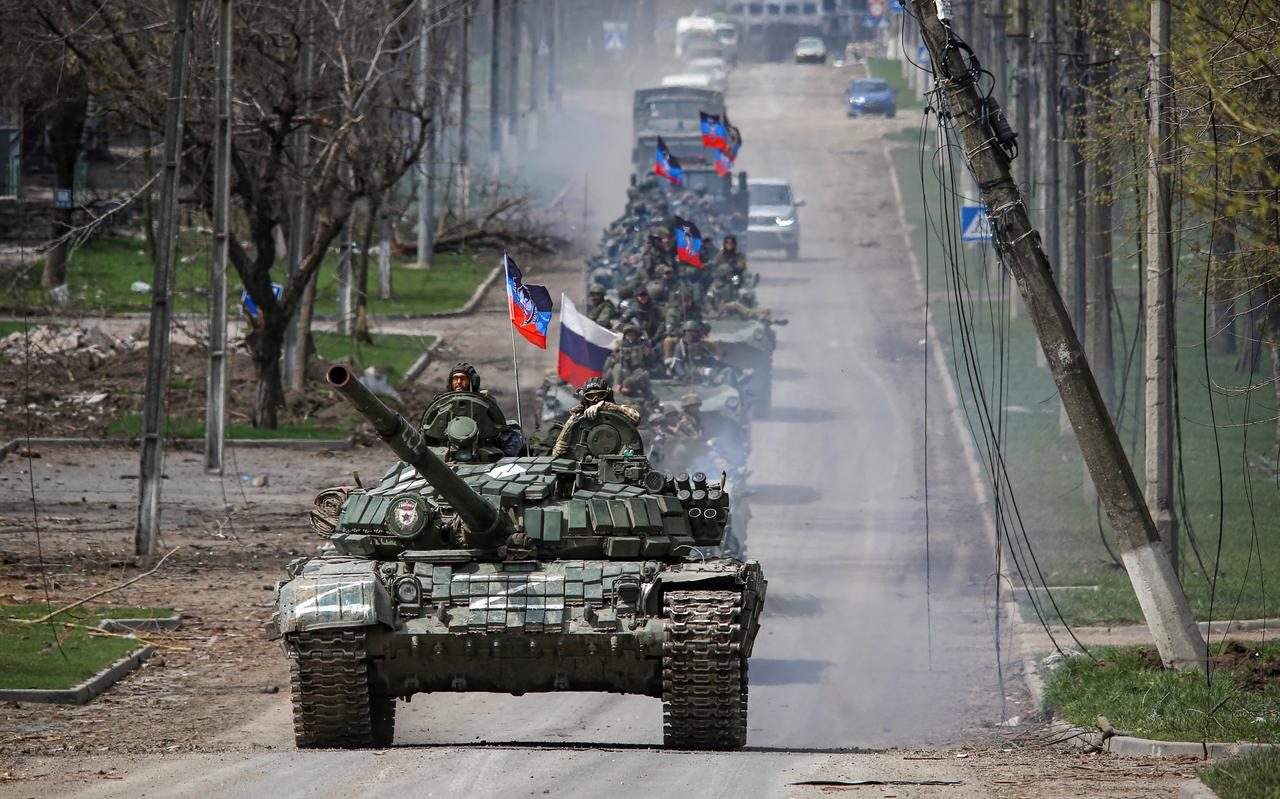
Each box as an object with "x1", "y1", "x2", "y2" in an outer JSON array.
[
  {"x1": 868, "y1": 57, "x2": 922, "y2": 108},
  {"x1": 888, "y1": 138, "x2": 1280, "y2": 625},
  {"x1": 1201, "y1": 749, "x2": 1280, "y2": 799},
  {"x1": 5, "y1": 233, "x2": 493, "y2": 317},
  {"x1": 105, "y1": 411, "x2": 347, "y2": 441},
  {"x1": 311, "y1": 251, "x2": 494, "y2": 316},
  {"x1": 0, "y1": 604, "x2": 173, "y2": 690},
  {"x1": 1043, "y1": 644, "x2": 1280, "y2": 744},
  {"x1": 312, "y1": 331, "x2": 436, "y2": 385}
]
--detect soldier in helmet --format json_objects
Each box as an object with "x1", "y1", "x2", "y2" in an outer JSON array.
[
  {"x1": 617, "y1": 372, "x2": 657, "y2": 420},
  {"x1": 662, "y1": 290, "x2": 704, "y2": 358},
  {"x1": 602, "y1": 323, "x2": 660, "y2": 385},
  {"x1": 444, "y1": 362, "x2": 481, "y2": 395},
  {"x1": 587, "y1": 283, "x2": 619, "y2": 328},
  {"x1": 631, "y1": 284, "x2": 665, "y2": 343},
  {"x1": 666, "y1": 321, "x2": 723, "y2": 377},
  {"x1": 711, "y1": 234, "x2": 754, "y2": 287},
  {"x1": 551, "y1": 377, "x2": 642, "y2": 457},
  {"x1": 673, "y1": 393, "x2": 704, "y2": 438},
  {"x1": 643, "y1": 227, "x2": 676, "y2": 280}
]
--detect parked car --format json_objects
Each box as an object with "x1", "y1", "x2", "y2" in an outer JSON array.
[
  {"x1": 661, "y1": 73, "x2": 715, "y2": 91},
  {"x1": 794, "y1": 36, "x2": 827, "y2": 64},
  {"x1": 686, "y1": 57, "x2": 730, "y2": 93},
  {"x1": 746, "y1": 178, "x2": 804, "y2": 260},
  {"x1": 847, "y1": 78, "x2": 897, "y2": 118}
]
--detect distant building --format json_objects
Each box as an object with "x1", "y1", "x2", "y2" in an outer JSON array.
[{"x1": 725, "y1": 0, "x2": 871, "y2": 61}]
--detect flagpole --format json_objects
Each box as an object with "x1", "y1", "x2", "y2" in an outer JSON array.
[{"x1": 503, "y1": 252, "x2": 525, "y2": 437}]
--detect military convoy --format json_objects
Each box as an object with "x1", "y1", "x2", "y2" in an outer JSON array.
[{"x1": 270, "y1": 61, "x2": 782, "y2": 751}]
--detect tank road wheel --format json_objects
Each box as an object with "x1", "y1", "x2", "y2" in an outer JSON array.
[
  {"x1": 288, "y1": 630, "x2": 394, "y2": 749},
  {"x1": 662, "y1": 590, "x2": 748, "y2": 750}
]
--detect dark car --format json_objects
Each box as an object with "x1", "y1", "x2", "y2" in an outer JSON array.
[{"x1": 847, "y1": 78, "x2": 897, "y2": 118}]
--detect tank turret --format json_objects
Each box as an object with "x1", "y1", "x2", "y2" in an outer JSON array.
[{"x1": 326, "y1": 364, "x2": 509, "y2": 542}]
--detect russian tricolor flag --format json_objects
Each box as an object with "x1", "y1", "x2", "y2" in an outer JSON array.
[{"x1": 557, "y1": 293, "x2": 622, "y2": 388}]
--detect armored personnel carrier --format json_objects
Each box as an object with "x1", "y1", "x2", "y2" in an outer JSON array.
[{"x1": 268, "y1": 366, "x2": 767, "y2": 750}]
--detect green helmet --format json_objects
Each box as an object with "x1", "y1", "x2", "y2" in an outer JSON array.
[
  {"x1": 682, "y1": 320, "x2": 702, "y2": 335},
  {"x1": 589, "y1": 283, "x2": 606, "y2": 296}
]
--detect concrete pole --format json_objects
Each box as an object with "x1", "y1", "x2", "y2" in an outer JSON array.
[
  {"x1": 1037, "y1": 0, "x2": 1060, "y2": 290},
  {"x1": 336, "y1": 204, "x2": 354, "y2": 335},
  {"x1": 1085, "y1": 26, "x2": 1114, "y2": 414},
  {"x1": 912, "y1": 0, "x2": 1207, "y2": 674},
  {"x1": 547, "y1": 0, "x2": 558, "y2": 108},
  {"x1": 416, "y1": 0, "x2": 436, "y2": 269},
  {"x1": 458, "y1": 1, "x2": 472, "y2": 220},
  {"x1": 505, "y1": 0, "x2": 519, "y2": 166},
  {"x1": 489, "y1": 0, "x2": 502, "y2": 170},
  {"x1": 1145, "y1": 0, "x2": 1178, "y2": 572},
  {"x1": 1009, "y1": 0, "x2": 1030, "y2": 319},
  {"x1": 283, "y1": 1, "x2": 316, "y2": 393},
  {"x1": 527, "y1": 0, "x2": 540, "y2": 151},
  {"x1": 377, "y1": 209, "x2": 393, "y2": 300},
  {"x1": 136, "y1": 0, "x2": 193, "y2": 558},
  {"x1": 205, "y1": 0, "x2": 232, "y2": 474}
]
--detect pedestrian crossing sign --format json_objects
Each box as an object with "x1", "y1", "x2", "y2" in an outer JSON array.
[
  {"x1": 604, "y1": 21, "x2": 626, "y2": 52},
  {"x1": 960, "y1": 204, "x2": 992, "y2": 242}
]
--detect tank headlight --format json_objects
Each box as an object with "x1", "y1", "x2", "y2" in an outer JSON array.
[{"x1": 394, "y1": 577, "x2": 421, "y2": 604}]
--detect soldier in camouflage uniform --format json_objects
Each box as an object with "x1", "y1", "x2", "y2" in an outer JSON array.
[
  {"x1": 602, "y1": 324, "x2": 661, "y2": 385},
  {"x1": 630, "y1": 284, "x2": 666, "y2": 343},
  {"x1": 662, "y1": 290, "x2": 705, "y2": 358},
  {"x1": 617, "y1": 372, "x2": 658, "y2": 421},
  {"x1": 666, "y1": 321, "x2": 724, "y2": 377},
  {"x1": 551, "y1": 377, "x2": 642, "y2": 457},
  {"x1": 709, "y1": 234, "x2": 753, "y2": 287},
  {"x1": 587, "y1": 283, "x2": 619, "y2": 328}
]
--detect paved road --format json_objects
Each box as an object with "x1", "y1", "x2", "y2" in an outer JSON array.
[{"x1": 31, "y1": 62, "x2": 1005, "y2": 798}]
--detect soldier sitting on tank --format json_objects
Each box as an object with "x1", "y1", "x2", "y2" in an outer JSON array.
[
  {"x1": 662, "y1": 291, "x2": 705, "y2": 359},
  {"x1": 420, "y1": 363, "x2": 515, "y2": 462},
  {"x1": 444, "y1": 362, "x2": 480, "y2": 395},
  {"x1": 707, "y1": 275, "x2": 777, "y2": 323},
  {"x1": 603, "y1": 324, "x2": 661, "y2": 384},
  {"x1": 587, "y1": 283, "x2": 619, "y2": 328},
  {"x1": 666, "y1": 322, "x2": 726, "y2": 380},
  {"x1": 551, "y1": 377, "x2": 642, "y2": 457},
  {"x1": 617, "y1": 372, "x2": 658, "y2": 423},
  {"x1": 673, "y1": 393, "x2": 705, "y2": 438},
  {"x1": 630, "y1": 284, "x2": 666, "y2": 343}
]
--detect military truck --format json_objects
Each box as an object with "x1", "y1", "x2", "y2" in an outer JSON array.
[
  {"x1": 631, "y1": 86, "x2": 724, "y2": 175},
  {"x1": 269, "y1": 366, "x2": 767, "y2": 750}
]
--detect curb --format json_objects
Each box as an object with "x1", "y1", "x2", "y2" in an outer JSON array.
[
  {"x1": 97, "y1": 614, "x2": 182, "y2": 633},
  {"x1": 1179, "y1": 779, "x2": 1220, "y2": 799},
  {"x1": 403, "y1": 336, "x2": 446, "y2": 384},
  {"x1": 0, "y1": 645, "x2": 154, "y2": 705},
  {"x1": 1106, "y1": 737, "x2": 1279, "y2": 759}
]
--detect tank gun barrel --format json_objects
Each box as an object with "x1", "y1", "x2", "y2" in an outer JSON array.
[{"x1": 326, "y1": 365, "x2": 507, "y2": 540}]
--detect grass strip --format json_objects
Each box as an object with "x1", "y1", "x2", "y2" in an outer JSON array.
[
  {"x1": 1042, "y1": 644, "x2": 1280, "y2": 744},
  {"x1": 0, "y1": 605, "x2": 172, "y2": 690},
  {"x1": 886, "y1": 136, "x2": 1279, "y2": 625},
  {"x1": 1200, "y1": 749, "x2": 1280, "y2": 799},
  {"x1": 867, "y1": 57, "x2": 922, "y2": 108}
]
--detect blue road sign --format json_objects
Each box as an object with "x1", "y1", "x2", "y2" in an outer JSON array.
[
  {"x1": 54, "y1": 187, "x2": 72, "y2": 209},
  {"x1": 891, "y1": 0, "x2": 905, "y2": 12},
  {"x1": 604, "y1": 21, "x2": 626, "y2": 52},
  {"x1": 960, "y1": 205, "x2": 993, "y2": 242},
  {"x1": 917, "y1": 44, "x2": 930, "y2": 63}
]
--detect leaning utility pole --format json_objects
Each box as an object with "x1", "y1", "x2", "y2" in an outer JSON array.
[
  {"x1": 205, "y1": 0, "x2": 233, "y2": 474},
  {"x1": 136, "y1": 0, "x2": 193, "y2": 558},
  {"x1": 1145, "y1": 0, "x2": 1178, "y2": 572},
  {"x1": 489, "y1": 0, "x2": 502, "y2": 167},
  {"x1": 910, "y1": 0, "x2": 1207, "y2": 672},
  {"x1": 416, "y1": 0, "x2": 436, "y2": 269}
]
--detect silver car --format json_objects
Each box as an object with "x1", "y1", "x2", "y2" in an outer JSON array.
[{"x1": 746, "y1": 178, "x2": 804, "y2": 259}]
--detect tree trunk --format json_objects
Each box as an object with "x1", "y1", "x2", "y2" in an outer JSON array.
[
  {"x1": 42, "y1": 74, "x2": 89, "y2": 289},
  {"x1": 248, "y1": 324, "x2": 285, "y2": 429},
  {"x1": 1268, "y1": 294, "x2": 1280, "y2": 462},
  {"x1": 1237, "y1": 286, "x2": 1264, "y2": 374},
  {"x1": 1209, "y1": 220, "x2": 1237, "y2": 355}
]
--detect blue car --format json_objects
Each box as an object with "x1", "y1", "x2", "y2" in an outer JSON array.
[{"x1": 847, "y1": 78, "x2": 897, "y2": 118}]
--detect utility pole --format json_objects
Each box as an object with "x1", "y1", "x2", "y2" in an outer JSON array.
[
  {"x1": 547, "y1": 0, "x2": 558, "y2": 109},
  {"x1": 416, "y1": 0, "x2": 436, "y2": 269},
  {"x1": 336, "y1": 214, "x2": 354, "y2": 335},
  {"x1": 1007, "y1": 0, "x2": 1030, "y2": 319},
  {"x1": 205, "y1": 0, "x2": 232, "y2": 474},
  {"x1": 527, "y1": 0, "x2": 540, "y2": 151},
  {"x1": 458, "y1": 1, "x2": 472, "y2": 220},
  {"x1": 489, "y1": 0, "x2": 502, "y2": 168},
  {"x1": 1145, "y1": 0, "x2": 1178, "y2": 572},
  {"x1": 505, "y1": 0, "x2": 520, "y2": 163},
  {"x1": 910, "y1": 0, "x2": 1207, "y2": 673},
  {"x1": 1066, "y1": 0, "x2": 1087, "y2": 333},
  {"x1": 377, "y1": 208, "x2": 393, "y2": 300},
  {"x1": 136, "y1": 0, "x2": 193, "y2": 558},
  {"x1": 284, "y1": 2, "x2": 316, "y2": 393},
  {"x1": 1037, "y1": 0, "x2": 1060, "y2": 296}
]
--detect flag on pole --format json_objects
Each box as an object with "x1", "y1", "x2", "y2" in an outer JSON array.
[
  {"x1": 699, "y1": 111, "x2": 728, "y2": 150},
  {"x1": 673, "y1": 216, "x2": 704, "y2": 268},
  {"x1": 713, "y1": 148, "x2": 733, "y2": 177},
  {"x1": 655, "y1": 136, "x2": 684, "y2": 184},
  {"x1": 504, "y1": 253, "x2": 553, "y2": 348},
  {"x1": 557, "y1": 293, "x2": 622, "y2": 387}
]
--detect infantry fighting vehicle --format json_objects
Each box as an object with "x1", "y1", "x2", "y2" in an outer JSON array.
[{"x1": 268, "y1": 365, "x2": 767, "y2": 749}]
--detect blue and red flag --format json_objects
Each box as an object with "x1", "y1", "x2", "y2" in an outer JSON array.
[
  {"x1": 713, "y1": 148, "x2": 733, "y2": 177},
  {"x1": 504, "y1": 253, "x2": 553, "y2": 349},
  {"x1": 655, "y1": 137, "x2": 684, "y2": 184},
  {"x1": 700, "y1": 111, "x2": 728, "y2": 150},
  {"x1": 556, "y1": 293, "x2": 622, "y2": 387},
  {"x1": 673, "y1": 216, "x2": 704, "y2": 268}
]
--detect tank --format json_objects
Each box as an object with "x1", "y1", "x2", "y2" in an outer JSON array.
[
  {"x1": 268, "y1": 365, "x2": 767, "y2": 750},
  {"x1": 706, "y1": 317, "x2": 775, "y2": 415}
]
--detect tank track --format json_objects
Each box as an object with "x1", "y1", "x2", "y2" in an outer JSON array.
[
  {"x1": 288, "y1": 630, "x2": 395, "y2": 749},
  {"x1": 662, "y1": 589, "x2": 748, "y2": 749}
]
